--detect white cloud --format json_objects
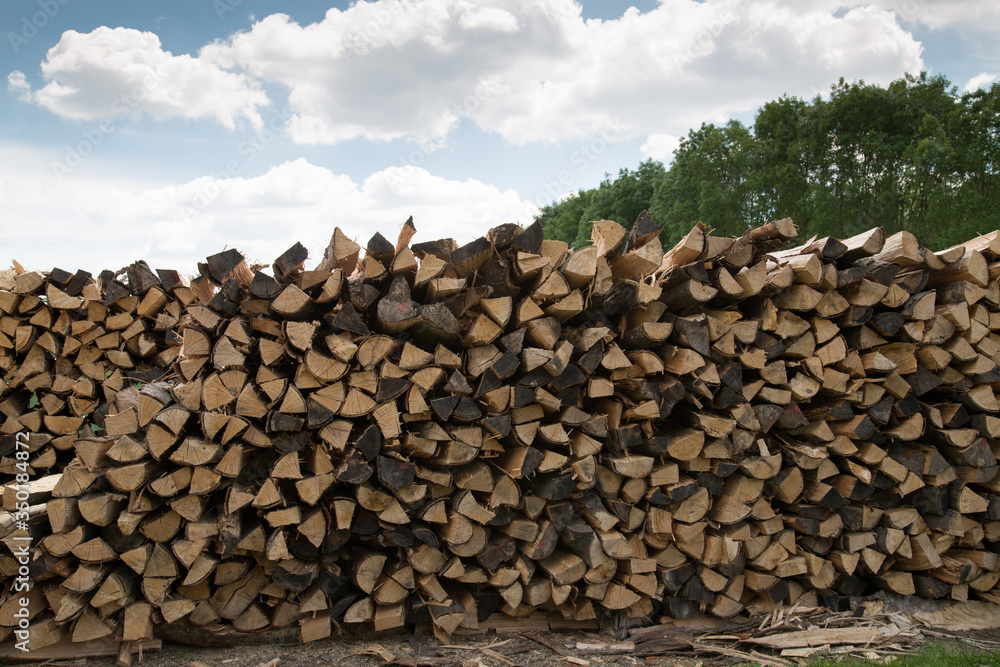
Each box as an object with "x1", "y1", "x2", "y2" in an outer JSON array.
[
  {"x1": 199, "y1": 0, "x2": 922, "y2": 148},
  {"x1": 0, "y1": 148, "x2": 537, "y2": 275},
  {"x1": 864, "y1": 0, "x2": 1000, "y2": 30},
  {"x1": 19, "y1": 27, "x2": 269, "y2": 129},
  {"x1": 6, "y1": 71, "x2": 30, "y2": 102},
  {"x1": 457, "y1": 5, "x2": 521, "y2": 33},
  {"x1": 964, "y1": 72, "x2": 997, "y2": 93},
  {"x1": 15, "y1": 3, "x2": 928, "y2": 150},
  {"x1": 641, "y1": 133, "x2": 682, "y2": 162}
]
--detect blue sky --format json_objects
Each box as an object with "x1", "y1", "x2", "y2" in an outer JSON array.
[{"x1": 2, "y1": 0, "x2": 999, "y2": 273}]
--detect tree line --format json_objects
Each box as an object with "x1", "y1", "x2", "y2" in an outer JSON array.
[{"x1": 538, "y1": 73, "x2": 1000, "y2": 250}]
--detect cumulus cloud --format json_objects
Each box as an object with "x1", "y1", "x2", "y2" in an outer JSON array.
[
  {"x1": 641, "y1": 133, "x2": 682, "y2": 163},
  {"x1": 964, "y1": 72, "x2": 998, "y2": 93},
  {"x1": 15, "y1": 3, "x2": 928, "y2": 149},
  {"x1": 863, "y1": 0, "x2": 1000, "y2": 29},
  {"x1": 18, "y1": 27, "x2": 269, "y2": 128},
  {"x1": 457, "y1": 5, "x2": 520, "y2": 32},
  {"x1": 0, "y1": 149, "x2": 537, "y2": 274},
  {"x1": 6, "y1": 71, "x2": 31, "y2": 102},
  {"x1": 200, "y1": 0, "x2": 923, "y2": 148}
]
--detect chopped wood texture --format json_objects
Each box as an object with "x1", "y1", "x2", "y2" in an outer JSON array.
[{"x1": 4, "y1": 217, "x2": 1000, "y2": 648}]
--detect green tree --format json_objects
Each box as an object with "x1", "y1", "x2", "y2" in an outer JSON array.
[
  {"x1": 538, "y1": 160, "x2": 666, "y2": 248},
  {"x1": 576, "y1": 160, "x2": 667, "y2": 246},
  {"x1": 651, "y1": 120, "x2": 755, "y2": 244},
  {"x1": 537, "y1": 189, "x2": 593, "y2": 246},
  {"x1": 944, "y1": 82, "x2": 1000, "y2": 246},
  {"x1": 535, "y1": 72, "x2": 998, "y2": 251},
  {"x1": 750, "y1": 95, "x2": 811, "y2": 229}
]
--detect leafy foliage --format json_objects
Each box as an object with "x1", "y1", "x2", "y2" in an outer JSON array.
[
  {"x1": 539, "y1": 73, "x2": 1000, "y2": 250},
  {"x1": 538, "y1": 160, "x2": 667, "y2": 248},
  {"x1": 806, "y1": 644, "x2": 1000, "y2": 667}
]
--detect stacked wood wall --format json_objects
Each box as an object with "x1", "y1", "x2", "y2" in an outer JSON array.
[{"x1": 3, "y1": 215, "x2": 1000, "y2": 649}]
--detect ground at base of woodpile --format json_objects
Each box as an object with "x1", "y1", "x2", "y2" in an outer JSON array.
[
  {"x1": 81, "y1": 630, "x2": 652, "y2": 667},
  {"x1": 63, "y1": 627, "x2": 1000, "y2": 667},
  {"x1": 30, "y1": 596, "x2": 1000, "y2": 667}
]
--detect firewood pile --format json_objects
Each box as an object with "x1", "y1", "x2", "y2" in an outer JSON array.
[
  {"x1": 630, "y1": 600, "x2": 934, "y2": 664},
  {"x1": 3, "y1": 213, "x2": 1000, "y2": 652}
]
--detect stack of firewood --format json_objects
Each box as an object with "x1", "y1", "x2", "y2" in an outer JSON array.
[{"x1": 2, "y1": 214, "x2": 1000, "y2": 651}]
